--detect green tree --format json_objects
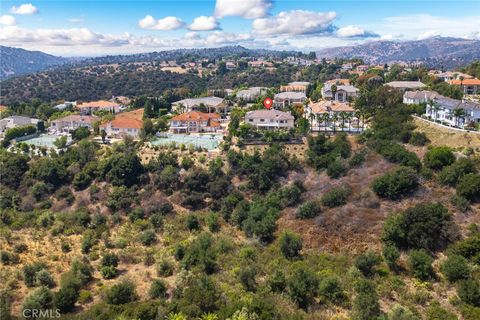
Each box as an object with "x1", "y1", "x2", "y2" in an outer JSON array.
[
  {"x1": 287, "y1": 264, "x2": 318, "y2": 310},
  {"x1": 409, "y1": 249, "x2": 434, "y2": 281},
  {"x1": 279, "y1": 231, "x2": 303, "y2": 259},
  {"x1": 441, "y1": 255, "x2": 470, "y2": 282}
]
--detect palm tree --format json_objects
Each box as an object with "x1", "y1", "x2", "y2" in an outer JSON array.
[
  {"x1": 429, "y1": 100, "x2": 440, "y2": 122},
  {"x1": 332, "y1": 113, "x2": 338, "y2": 133},
  {"x1": 309, "y1": 112, "x2": 316, "y2": 131},
  {"x1": 453, "y1": 108, "x2": 466, "y2": 128},
  {"x1": 355, "y1": 110, "x2": 364, "y2": 131},
  {"x1": 339, "y1": 111, "x2": 347, "y2": 132},
  {"x1": 345, "y1": 112, "x2": 353, "y2": 132},
  {"x1": 459, "y1": 75, "x2": 465, "y2": 93},
  {"x1": 321, "y1": 112, "x2": 330, "y2": 133}
]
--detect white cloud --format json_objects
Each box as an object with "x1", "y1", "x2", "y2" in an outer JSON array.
[
  {"x1": 0, "y1": 15, "x2": 16, "y2": 26},
  {"x1": 205, "y1": 31, "x2": 251, "y2": 44},
  {"x1": 0, "y1": 26, "x2": 129, "y2": 47},
  {"x1": 369, "y1": 14, "x2": 480, "y2": 40},
  {"x1": 184, "y1": 32, "x2": 200, "y2": 40},
  {"x1": 214, "y1": 0, "x2": 271, "y2": 19},
  {"x1": 69, "y1": 17, "x2": 84, "y2": 23},
  {"x1": 336, "y1": 25, "x2": 379, "y2": 38},
  {"x1": 253, "y1": 10, "x2": 337, "y2": 36},
  {"x1": 417, "y1": 30, "x2": 440, "y2": 40},
  {"x1": 10, "y1": 3, "x2": 38, "y2": 15},
  {"x1": 188, "y1": 16, "x2": 219, "y2": 31},
  {"x1": 138, "y1": 15, "x2": 184, "y2": 31}
]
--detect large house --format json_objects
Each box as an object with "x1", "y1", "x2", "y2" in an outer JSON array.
[
  {"x1": 50, "y1": 115, "x2": 98, "y2": 133},
  {"x1": 0, "y1": 116, "x2": 40, "y2": 133},
  {"x1": 280, "y1": 81, "x2": 310, "y2": 93},
  {"x1": 322, "y1": 84, "x2": 359, "y2": 102},
  {"x1": 245, "y1": 109, "x2": 294, "y2": 130},
  {"x1": 77, "y1": 100, "x2": 122, "y2": 115},
  {"x1": 236, "y1": 87, "x2": 267, "y2": 102},
  {"x1": 403, "y1": 90, "x2": 442, "y2": 104},
  {"x1": 171, "y1": 97, "x2": 227, "y2": 113},
  {"x1": 307, "y1": 100, "x2": 356, "y2": 117},
  {"x1": 169, "y1": 111, "x2": 221, "y2": 133},
  {"x1": 385, "y1": 81, "x2": 427, "y2": 91},
  {"x1": 433, "y1": 71, "x2": 473, "y2": 82},
  {"x1": 425, "y1": 96, "x2": 480, "y2": 128},
  {"x1": 448, "y1": 79, "x2": 480, "y2": 95},
  {"x1": 100, "y1": 118, "x2": 143, "y2": 138},
  {"x1": 273, "y1": 92, "x2": 307, "y2": 108}
]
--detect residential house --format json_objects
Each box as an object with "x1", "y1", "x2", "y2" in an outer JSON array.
[
  {"x1": 322, "y1": 84, "x2": 359, "y2": 102},
  {"x1": 0, "y1": 116, "x2": 39, "y2": 133},
  {"x1": 434, "y1": 71, "x2": 473, "y2": 82},
  {"x1": 385, "y1": 81, "x2": 427, "y2": 91},
  {"x1": 226, "y1": 61, "x2": 237, "y2": 70},
  {"x1": 325, "y1": 79, "x2": 351, "y2": 86},
  {"x1": 169, "y1": 111, "x2": 221, "y2": 133},
  {"x1": 448, "y1": 79, "x2": 480, "y2": 95},
  {"x1": 172, "y1": 97, "x2": 227, "y2": 113},
  {"x1": 425, "y1": 96, "x2": 480, "y2": 128},
  {"x1": 236, "y1": 87, "x2": 267, "y2": 102},
  {"x1": 50, "y1": 115, "x2": 98, "y2": 133},
  {"x1": 244, "y1": 109, "x2": 294, "y2": 130},
  {"x1": 248, "y1": 60, "x2": 274, "y2": 68},
  {"x1": 306, "y1": 100, "x2": 357, "y2": 131},
  {"x1": 77, "y1": 100, "x2": 122, "y2": 115},
  {"x1": 341, "y1": 63, "x2": 353, "y2": 71},
  {"x1": 356, "y1": 65, "x2": 369, "y2": 72},
  {"x1": 53, "y1": 101, "x2": 76, "y2": 110},
  {"x1": 280, "y1": 81, "x2": 311, "y2": 93},
  {"x1": 273, "y1": 92, "x2": 307, "y2": 108},
  {"x1": 100, "y1": 118, "x2": 143, "y2": 139},
  {"x1": 403, "y1": 90, "x2": 442, "y2": 104}
]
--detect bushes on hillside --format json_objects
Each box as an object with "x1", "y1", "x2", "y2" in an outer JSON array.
[
  {"x1": 424, "y1": 147, "x2": 455, "y2": 170},
  {"x1": 438, "y1": 158, "x2": 476, "y2": 186},
  {"x1": 296, "y1": 200, "x2": 321, "y2": 219},
  {"x1": 409, "y1": 132, "x2": 429, "y2": 146},
  {"x1": 287, "y1": 265, "x2": 318, "y2": 310},
  {"x1": 279, "y1": 231, "x2": 303, "y2": 259},
  {"x1": 149, "y1": 279, "x2": 167, "y2": 299},
  {"x1": 22, "y1": 286, "x2": 53, "y2": 313},
  {"x1": 456, "y1": 174, "x2": 480, "y2": 202},
  {"x1": 353, "y1": 279, "x2": 380, "y2": 320},
  {"x1": 372, "y1": 167, "x2": 418, "y2": 200},
  {"x1": 458, "y1": 278, "x2": 480, "y2": 307},
  {"x1": 320, "y1": 186, "x2": 351, "y2": 208},
  {"x1": 372, "y1": 140, "x2": 421, "y2": 171},
  {"x1": 382, "y1": 202, "x2": 457, "y2": 251},
  {"x1": 104, "y1": 280, "x2": 137, "y2": 305},
  {"x1": 441, "y1": 255, "x2": 470, "y2": 282},
  {"x1": 355, "y1": 251, "x2": 381, "y2": 277},
  {"x1": 409, "y1": 249, "x2": 434, "y2": 281},
  {"x1": 307, "y1": 133, "x2": 351, "y2": 172}
]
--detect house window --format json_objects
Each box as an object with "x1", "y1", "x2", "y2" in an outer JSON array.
[
  {"x1": 260, "y1": 119, "x2": 264, "y2": 122},
  {"x1": 248, "y1": 119, "x2": 253, "y2": 122}
]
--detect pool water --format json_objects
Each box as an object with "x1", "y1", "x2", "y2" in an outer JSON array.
[
  {"x1": 22, "y1": 134, "x2": 72, "y2": 148},
  {"x1": 151, "y1": 133, "x2": 223, "y2": 150}
]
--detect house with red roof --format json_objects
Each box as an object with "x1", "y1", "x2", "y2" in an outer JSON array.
[
  {"x1": 169, "y1": 111, "x2": 221, "y2": 133},
  {"x1": 77, "y1": 100, "x2": 122, "y2": 115},
  {"x1": 100, "y1": 117, "x2": 143, "y2": 138},
  {"x1": 449, "y1": 79, "x2": 480, "y2": 95}
]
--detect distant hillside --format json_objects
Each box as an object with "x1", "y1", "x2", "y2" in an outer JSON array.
[
  {"x1": 317, "y1": 37, "x2": 480, "y2": 68},
  {"x1": 0, "y1": 46, "x2": 70, "y2": 79}
]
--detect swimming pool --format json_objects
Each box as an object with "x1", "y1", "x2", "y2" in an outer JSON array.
[
  {"x1": 22, "y1": 134, "x2": 72, "y2": 148},
  {"x1": 151, "y1": 133, "x2": 223, "y2": 150}
]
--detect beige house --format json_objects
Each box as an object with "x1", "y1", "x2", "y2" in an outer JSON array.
[
  {"x1": 171, "y1": 97, "x2": 227, "y2": 113},
  {"x1": 245, "y1": 109, "x2": 294, "y2": 130},
  {"x1": 100, "y1": 118, "x2": 143, "y2": 139},
  {"x1": 50, "y1": 115, "x2": 98, "y2": 132},
  {"x1": 77, "y1": 100, "x2": 122, "y2": 115},
  {"x1": 273, "y1": 92, "x2": 307, "y2": 108},
  {"x1": 280, "y1": 81, "x2": 310, "y2": 93},
  {"x1": 322, "y1": 84, "x2": 359, "y2": 102},
  {"x1": 169, "y1": 111, "x2": 221, "y2": 133}
]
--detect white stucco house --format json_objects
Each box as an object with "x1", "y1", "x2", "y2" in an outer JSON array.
[{"x1": 244, "y1": 109, "x2": 295, "y2": 130}]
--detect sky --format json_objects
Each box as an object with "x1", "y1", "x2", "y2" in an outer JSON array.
[{"x1": 0, "y1": 0, "x2": 479, "y2": 56}]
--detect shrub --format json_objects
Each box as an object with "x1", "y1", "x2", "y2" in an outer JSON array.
[
  {"x1": 30, "y1": 182, "x2": 49, "y2": 201},
  {"x1": 383, "y1": 244, "x2": 400, "y2": 270},
  {"x1": 278, "y1": 182, "x2": 304, "y2": 207},
  {"x1": 382, "y1": 202, "x2": 457, "y2": 251},
  {"x1": 372, "y1": 167, "x2": 418, "y2": 200},
  {"x1": 186, "y1": 215, "x2": 200, "y2": 231},
  {"x1": 139, "y1": 229, "x2": 156, "y2": 246},
  {"x1": 318, "y1": 276, "x2": 347, "y2": 305},
  {"x1": 409, "y1": 249, "x2": 434, "y2": 281},
  {"x1": 320, "y1": 186, "x2": 351, "y2": 208},
  {"x1": 287, "y1": 265, "x2": 318, "y2": 310},
  {"x1": 327, "y1": 159, "x2": 348, "y2": 178},
  {"x1": 374, "y1": 141, "x2": 421, "y2": 171},
  {"x1": 279, "y1": 231, "x2": 303, "y2": 259},
  {"x1": 355, "y1": 251, "x2": 381, "y2": 277},
  {"x1": 438, "y1": 158, "x2": 476, "y2": 186},
  {"x1": 101, "y1": 252, "x2": 119, "y2": 268},
  {"x1": 149, "y1": 279, "x2": 167, "y2": 299},
  {"x1": 353, "y1": 279, "x2": 380, "y2": 320},
  {"x1": 128, "y1": 208, "x2": 144, "y2": 222},
  {"x1": 458, "y1": 278, "x2": 480, "y2": 307},
  {"x1": 349, "y1": 149, "x2": 367, "y2": 168},
  {"x1": 426, "y1": 302, "x2": 457, "y2": 320},
  {"x1": 451, "y1": 234, "x2": 480, "y2": 264},
  {"x1": 451, "y1": 195, "x2": 471, "y2": 213},
  {"x1": 441, "y1": 255, "x2": 470, "y2": 282},
  {"x1": 0, "y1": 251, "x2": 19, "y2": 265},
  {"x1": 456, "y1": 174, "x2": 480, "y2": 202},
  {"x1": 23, "y1": 263, "x2": 47, "y2": 287},
  {"x1": 149, "y1": 213, "x2": 164, "y2": 229},
  {"x1": 100, "y1": 265, "x2": 118, "y2": 279},
  {"x1": 424, "y1": 147, "x2": 455, "y2": 170},
  {"x1": 35, "y1": 270, "x2": 55, "y2": 288},
  {"x1": 205, "y1": 212, "x2": 220, "y2": 232},
  {"x1": 22, "y1": 286, "x2": 53, "y2": 312},
  {"x1": 156, "y1": 259, "x2": 174, "y2": 277},
  {"x1": 239, "y1": 267, "x2": 257, "y2": 292},
  {"x1": 104, "y1": 280, "x2": 137, "y2": 305},
  {"x1": 296, "y1": 200, "x2": 321, "y2": 219},
  {"x1": 268, "y1": 270, "x2": 286, "y2": 293},
  {"x1": 54, "y1": 283, "x2": 80, "y2": 312},
  {"x1": 409, "y1": 132, "x2": 429, "y2": 146}
]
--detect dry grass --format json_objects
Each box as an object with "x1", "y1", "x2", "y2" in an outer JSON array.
[{"x1": 413, "y1": 118, "x2": 480, "y2": 150}]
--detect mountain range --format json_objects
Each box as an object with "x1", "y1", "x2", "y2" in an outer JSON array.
[{"x1": 316, "y1": 37, "x2": 480, "y2": 68}]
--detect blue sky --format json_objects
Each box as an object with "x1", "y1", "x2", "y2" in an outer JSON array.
[{"x1": 1, "y1": 1, "x2": 479, "y2": 56}]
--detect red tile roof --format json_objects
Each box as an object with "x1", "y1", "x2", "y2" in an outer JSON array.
[
  {"x1": 171, "y1": 111, "x2": 220, "y2": 122},
  {"x1": 449, "y1": 79, "x2": 480, "y2": 86},
  {"x1": 101, "y1": 118, "x2": 143, "y2": 129}
]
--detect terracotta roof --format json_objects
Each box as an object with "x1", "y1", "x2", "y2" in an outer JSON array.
[
  {"x1": 309, "y1": 101, "x2": 355, "y2": 113},
  {"x1": 77, "y1": 100, "x2": 120, "y2": 108},
  {"x1": 116, "y1": 108, "x2": 144, "y2": 120},
  {"x1": 449, "y1": 79, "x2": 480, "y2": 86},
  {"x1": 170, "y1": 111, "x2": 220, "y2": 122},
  {"x1": 0, "y1": 105, "x2": 8, "y2": 111},
  {"x1": 102, "y1": 118, "x2": 143, "y2": 129},
  {"x1": 325, "y1": 79, "x2": 350, "y2": 85}
]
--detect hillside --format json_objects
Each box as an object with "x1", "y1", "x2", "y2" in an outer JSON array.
[
  {"x1": 317, "y1": 37, "x2": 480, "y2": 67},
  {"x1": 0, "y1": 46, "x2": 70, "y2": 80}
]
